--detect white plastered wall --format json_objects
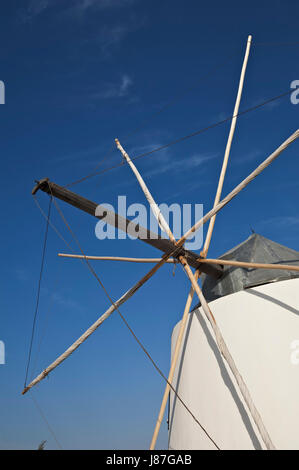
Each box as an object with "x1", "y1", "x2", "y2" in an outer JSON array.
[{"x1": 169, "y1": 278, "x2": 299, "y2": 450}]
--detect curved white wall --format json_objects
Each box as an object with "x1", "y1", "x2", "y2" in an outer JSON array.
[{"x1": 169, "y1": 278, "x2": 299, "y2": 450}]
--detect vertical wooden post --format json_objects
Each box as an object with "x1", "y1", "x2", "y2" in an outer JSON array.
[
  {"x1": 150, "y1": 270, "x2": 199, "y2": 450},
  {"x1": 202, "y1": 35, "x2": 252, "y2": 256}
]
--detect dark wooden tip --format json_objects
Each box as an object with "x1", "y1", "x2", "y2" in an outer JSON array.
[{"x1": 32, "y1": 178, "x2": 49, "y2": 195}]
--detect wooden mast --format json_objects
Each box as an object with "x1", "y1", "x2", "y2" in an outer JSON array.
[{"x1": 202, "y1": 35, "x2": 252, "y2": 256}]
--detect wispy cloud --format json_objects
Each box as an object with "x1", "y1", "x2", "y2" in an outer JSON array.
[
  {"x1": 127, "y1": 142, "x2": 168, "y2": 159},
  {"x1": 19, "y1": 0, "x2": 144, "y2": 63},
  {"x1": 143, "y1": 152, "x2": 218, "y2": 179},
  {"x1": 114, "y1": 149, "x2": 218, "y2": 189},
  {"x1": 74, "y1": 0, "x2": 137, "y2": 12},
  {"x1": 51, "y1": 144, "x2": 105, "y2": 164},
  {"x1": 52, "y1": 292, "x2": 83, "y2": 311},
  {"x1": 163, "y1": 179, "x2": 213, "y2": 202},
  {"x1": 233, "y1": 149, "x2": 263, "y2": 164},
  {"x1": 97, "y1": 16, "x2": 145, "y2": 55},
  {"x1": 249, "y1": 96, "x2": 282, "y2": 112},
  {"x1": 258, "y1": 215, "x2": 299, "y2": 228},
  {"x1": 92, "y1": 74, "x2": 133, "y2": 100},
  {"x1": 19, "y1": 0, "x2": 139, "y2": 22},
  {"x1": 15, "y1": 268, "x2": 31, "y2": 282},
  {"x1": 19, "y1": 0, "x2": 50, "y2": 22},
  {"x1": 99, "y1": 24, "x2": 129, "y2": 53}
]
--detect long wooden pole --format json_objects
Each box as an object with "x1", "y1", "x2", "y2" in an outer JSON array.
[
  {"x1": 199, "y1": 258, "x2": 299, "y2": 272},
  {"x1": 58, "y1": 253, "x2": 177, "y2": 263},
  {"x1": 179, "y1": 129, "x2": 299, "y2": 248},
  {"x1": 116, "y1": 139, "x2": 275, "y2": 450},
  {"x1": 32, "y1": 178, "x2": 222, "y2": 278},
  {"x1": 22, "y1": 250, "x2": 177, "y2": 395},
  {"x1": 115, "y1": 138, "x2": 174, "y2": 239},
  {"x1": 202, "y1": 35, "x2": 252, "y2": 256},
  {"x1": 150, "y1": 270, "x2": 199, "y2": 449}
]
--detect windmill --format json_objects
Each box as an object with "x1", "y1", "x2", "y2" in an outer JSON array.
[{"x1": 23, "y1": 35, "x2": 299, "y2": 450}]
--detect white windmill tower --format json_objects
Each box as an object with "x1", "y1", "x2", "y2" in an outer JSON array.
[{"x1": 169, "y1": 233, "x2": 299, "y2": 450}]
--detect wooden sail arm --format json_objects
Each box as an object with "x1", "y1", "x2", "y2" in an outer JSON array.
[
  {"x1": 32, "y1": 178, "x2": 223, "y2": 279},
  {"x1": 199, "y1": 258, "x2": 299, "y2": 272},
  {"x1": 58, "y1": 253, "x2": 178, "y2": 263}
]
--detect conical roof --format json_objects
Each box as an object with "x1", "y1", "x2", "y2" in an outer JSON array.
[{"x1": 199, "y1": 233, "x2": 299, "y2": 304}]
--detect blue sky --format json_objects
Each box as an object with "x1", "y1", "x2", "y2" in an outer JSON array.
[{"x1": 1, "y1": 0, "x2": 299, "y2": 450}]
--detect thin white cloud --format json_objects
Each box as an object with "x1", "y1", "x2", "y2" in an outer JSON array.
[
  {"x1": 119, "y1": 75, "x2": 133, "y2": 95},
  {"x1": 53, "y1": 292, "x2": 83, "y2": 311},
  {"x1": 29, "y1": 0, "x2": 49, "y2": 15},
  {"x1": 233, "y1": 149, "x2": 263, "y2": 164},
  {"x1": 51, "y1": 144, "x2": 105, "y2": 164},
  {"x1": 127, "y1": 142, "x2": 168, "y2": 158},
  {"x1": 100, "y1": 24, "x2": 128, "y2": 52},
  {"x1": 19, "y1": 0, "x2": 138, "y2": 22},
  {"x1": 15, "y1": 268, "x2": 31, "y2": 282},
  {"x1": 75, "y1": 0, "x2": 137, "y2": 11},
  {"x1": 115, "y1": 150, "x2": 218, "y2": 186},
  {"x1": 19, "y1": 1, "x2": 144, "y2": 61},
  {"x1": 93, "y1": 74, "x2": 133, "y2": 100},
  {"x1": 163, "y1": 180, "x2": 212, "y2": 201},
  {"x1": 249, "y1": 96, "x2": 282, "y2": 112},
  {"x1": 258, "y1": 216, "x2": 299, "y2": 228},
  {"x1": 19, "y1": 0, "x2": 50, "y2": 22},
  {"x1": 97, "y1": 18, "x2": 145, "y2": 55},
  {"x1": 143, "y1": 152, "x2": 218, "y2": 179}
]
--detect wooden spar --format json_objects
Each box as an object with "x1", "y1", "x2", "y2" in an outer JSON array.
[
  {"x1": 199, "y1": 258, "x2": 299, "y2": 272},
  {"x1": 180, "y1": 259, "x2": 275, "y2": 450},
  {"x1": 22, "y1": 250, "x2": 177, "y2": 395},
  {"x1": 58, "y1": 253, "x2": 177, "y2": 263},
  {"x1": 116, "y1": 139, "x2": 275, "y2": 450},
  {"x1": 150, "y1": 270, "x2": 199, "y2": 450},
  {"x1": 115, "y1": 138, "x2": 173, "y2": 238},
  {"x1": 31, "y1": 178, "x2": 222, "y2": 279},
  {"x1": 178, "y1": 129, "x2": 299, "y2": 248},
  {"x1": 115, "y1": 139, "x2": 177, "y2": 244},
  {"x1": 202, "y1": 35, "x2": 252, "y2": 256}
]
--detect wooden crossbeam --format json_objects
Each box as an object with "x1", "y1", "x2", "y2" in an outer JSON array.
[
  {"x1": 58, "y1": 253, "x2": 177, "y2": 263},
  {"x1": 32, "y1": 178, "x2": 222, "y2": 279}
]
